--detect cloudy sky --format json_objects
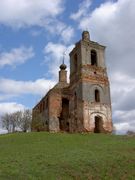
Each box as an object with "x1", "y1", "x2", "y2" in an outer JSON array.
[{"x1": 0, "y1": 0, "x2": 135, "y2": 134}]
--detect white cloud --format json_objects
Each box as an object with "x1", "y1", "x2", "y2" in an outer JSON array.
[
  {"x1": 115, "y1": 122, "x2": 135, "y2": 135},
  {"x1": 77, "y1": 0, "x2": 135, "y2": 76},
  {"x1": 111, "y1": 73, "x2": 135, "y2": 110},
  {"x1": 0, "y1": 0, "x2": 74, "y2": 43},
  {"x1": 71, "y1": 0, "x2": 135, "y2": 134},
  {"x1": 111, "y1": 73, "x2": 135, "y2": 133},
  {"x1": 0, "y1": 46, "x2": 34, "y2": 67},
  {"x1": 44, "y1": 20, "x2": 66, "y2": 35},
  {"x1": 44, "y1": 21, "x2": 75, "y2": 43},
  {"x1": 0, "y1": 78, "x2": 56, "y2": 100},
  {"x1": 0, "y1": 102, "x2": 25, "y2": 115},
  {"x1": 70, "y1": 0, "x2": 92, "y2": 21},
  {"x1": 0, "y1": 0, "x2": 64, "y2": 28},
  {"x1": 61, "y1": 26, "x2": 74, "y2": 43},
  {"x1": 114, "y1": 112, "x2": 135, "y2": 134},
  {"x1": 44, "y1": 42, "x2": 74, "y2": 79}
]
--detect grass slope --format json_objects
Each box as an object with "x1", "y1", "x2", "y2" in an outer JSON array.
[{"x1": 0, "y1": 132, "x2": 135, "y2": 179}]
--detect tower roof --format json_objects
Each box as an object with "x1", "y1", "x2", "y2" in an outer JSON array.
[
  {"x1": 60, "y1": 63, "x2": 67, "y2": 70},
  {"x1": 82, "y1": 30, "x2": 90, "y2": 41},
  {"x1": 60, "y1": 52, "x2": 67, "y2": 70}
]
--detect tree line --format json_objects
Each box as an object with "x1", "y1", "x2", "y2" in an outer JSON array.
[{"x1": 1, "y1": 109, "x2": 32, "y2": 133}]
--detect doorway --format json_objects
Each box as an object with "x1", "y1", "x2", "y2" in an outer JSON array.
[
  {"x1": 94, "y1": 116, "x2": 103, "y2": 133},
  {"x1": 59, "y1": 98, "x2": 69, "y2": 132}
]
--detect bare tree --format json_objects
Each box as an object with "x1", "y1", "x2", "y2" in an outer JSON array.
[
  {"x1": 126, "y1": 130, "x2": 135, "y2": 136},
  {"x1": 10, "y1": 111, "x2": 22, "y2": 132},
  {"x1": 1, "y1": 113, "x2": 11, "y2": 132},
  {"x1": 19, "y1": 109, "x2": 32, "y2": 132},
  {"x1": 1, "y1": 109, "x2": 32, "y2": 133}
]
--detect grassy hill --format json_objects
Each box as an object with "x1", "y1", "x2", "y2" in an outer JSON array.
[{"x1": 0, "y1": 132, "x2": 135, "y2": 179}]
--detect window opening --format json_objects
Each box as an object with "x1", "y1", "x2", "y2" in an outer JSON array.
[
  {"x1": 91, "y1": 50, "x2": 97, "y2": 66},
  {"x1": 74, "y1": 54, "x2": 78, "y2": 72},
  {"x1": 95, "y1": 89, "x2": 100, "y2": 102}
]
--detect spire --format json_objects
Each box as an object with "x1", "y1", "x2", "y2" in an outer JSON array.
[
  {"x1": 62, "y1": 51, "x2": 65, "y2": 64},
  {"x1": 59, "y1": 52, "x2": 67, "y2": 83},
  {"x1": 59, "y1": 52, "x2": 67, "y2": 70}
]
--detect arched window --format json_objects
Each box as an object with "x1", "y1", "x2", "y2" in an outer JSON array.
[
  {"x1": 91, "y1": 50, "x2": 97, "y2": 66},
  {"x1": 74, "y1": 54, "x2": 77, "y2": 72},
  {"x1": 95, "y1": 89, "x2": 100, "y2": 102}
]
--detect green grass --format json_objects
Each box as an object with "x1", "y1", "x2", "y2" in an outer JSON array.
[{"x1": 0, "y1": 132, "x2": 135, "y2": 180}]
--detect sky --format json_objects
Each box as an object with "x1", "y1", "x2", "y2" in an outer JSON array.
[{"x1": 0, "y1": 0, "x2": 135, "y2": 134}]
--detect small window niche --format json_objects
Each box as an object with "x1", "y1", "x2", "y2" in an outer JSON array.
[
  {"x1": 74, "y1": 53, "x2": 78, "y2": 72},
  {"x1": 74, "y1": 92, "x2": 77, "y2": 109},
  {"x1": 45, "y1": 98, "x2": 48, "y2": 109},
  {"x1": 95, "y1": 89, "x2": 100, "y2": 102},
  {"x1": 91, "y1": 50, "x2": 97, "y2": 66}
]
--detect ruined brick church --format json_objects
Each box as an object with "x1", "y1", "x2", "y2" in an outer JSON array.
[{"x1": 32, "y1": 31, "x2": 113, "y2": 133}]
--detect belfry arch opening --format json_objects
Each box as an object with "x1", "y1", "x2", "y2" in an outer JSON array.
[
  {"x1": 91, "y1": 50, "x2": 97, "y2": 66},
  {"x1": 95, "y1": 89, "x2": 100, "y2": 102},
  {"x1": 94, "y1": 116, "x2": 104, "y2": 133}
]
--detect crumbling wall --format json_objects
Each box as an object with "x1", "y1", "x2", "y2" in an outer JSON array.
[{"x1": 48, "y1": 92, "x2": 61, "y2": 132}]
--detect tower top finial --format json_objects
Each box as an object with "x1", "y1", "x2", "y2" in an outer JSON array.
[
  {"x1": 60, "y1": 52, "x2": 67, "y2": 70},
  {"x1": 82, "y1": 30, "x2": 90, "y2": 41}
]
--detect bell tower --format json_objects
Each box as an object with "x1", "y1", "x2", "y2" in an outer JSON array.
[{"x1": 69, "y1": 31, "x2": 113, "y2": 133}]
